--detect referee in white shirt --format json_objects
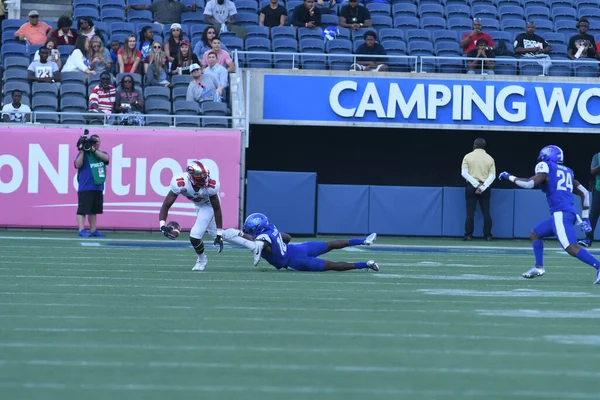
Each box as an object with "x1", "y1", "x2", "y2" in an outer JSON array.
[{"x1": 461, "y1": 138, "x2": 496, "y2": 241}]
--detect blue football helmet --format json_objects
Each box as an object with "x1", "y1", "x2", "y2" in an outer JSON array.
[
  {"x1": 537, "y1": 145, "x2": 564, "y2": 164},
  {"x1": 243, "y1": 213, "x2": 269, "y2": 237}
]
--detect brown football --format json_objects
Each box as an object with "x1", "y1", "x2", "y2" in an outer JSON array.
[{"x1": 167, "y1": 221, "x2": 181, "y2": 239}]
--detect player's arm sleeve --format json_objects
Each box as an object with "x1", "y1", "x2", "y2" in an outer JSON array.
[
  {"x1": 169, "y1": 177, "x2": 183, "y2": 195},
  {"x1": 461, "y1": 159, "x2": 480, "y2": 188}
]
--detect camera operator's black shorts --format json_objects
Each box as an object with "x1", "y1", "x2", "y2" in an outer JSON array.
[{"x1": 77, "y1": 190, "x2": 103, "y2": 215}]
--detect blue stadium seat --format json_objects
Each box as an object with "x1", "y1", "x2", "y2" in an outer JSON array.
[
  {"x1": 494, "y1": 56, "x2": 518, "y2": 75},
  {"x1": 301, "y1": 54, "x2": 327, "y2": 70},
  {"x1": 480, "y1": 18, "x2": 500, "y2": 32},
  {"x1": 236, "y1": 12, "x2": 260, "y2": 27},
  {"x1": 300, "y1": 38, "x2": 325, "y2": 53},
  {"x1": 519, "y1": 62, "x2": 544, "y2": 76},
  {"x1": 236, "y1": 0, "x2": 259, "y2": 13},
  {"x1": 392, "y1": 3, "x2": 418, "y2": 18},
  {"x1": 4, "y1": 81, "x2": 30, "y2": 97},
  {"x1": 326, "y1": 38, "x2": 352, "y2": 53},
  {"x1": 246, "y1": 54, "x2": 272, "y2": 68},
  {"x1": 523, "y1": 0, "x2": 548, "y2": 6},
  {"x1": 2, "y1": 43, "x2": 26, "y2": 59},
  {"x1": 552, "y1": 7, "x2": 577, "y2": 23},
  {"x1": 394, "y1": 16, "x2": 419, "y2": 30},
  {"x1": 447, "y1": 17, "x2": 473, "y2": 33},
  {"x1": 245, "y1": 25, "x2": 270, "y2": 39},
  {"x1": 74, "y1": 0, "x2": 99, "y2": 7},
  {"x1": 578, "y1": 0, "x2": 600, "y2": 7},
  {"x1": 435, "y1": 41, "x2": 461, "y2": 55},
  {"x1": 100, "y1": 0, "x2": 125, "y2": 11},
  {"x1": 110, "y1": 22, "x2": 135, "y2": 36},
  {"x1": 579, "y1": 8, "x2": 600, "y2": 20},
  {"x1": 445, "y1": 4, "x2": 471, "y2": 19},
  {"x1": 145, "y1": 99, "x2": 172, "y2": 115},
  {"x1": 549, "y1": 0, "x2": 575, "y2": 9},
  {"x1": 531, "y1": 19, "x2": 553, "y2": 34},
  {"x1": 74, "y1": 7, "x2": 100, "y2": 21},
  {"x1": 245, "y1": 37, "x2": 271, "y2": 52},
  {"x1": 472, "y1": 4, "x2": 498, "y2": 19},
  {"x1": 335, "y1": 27, "x2": 351, "y2": 40},
  {"x1": 421, "y1": 17, "x2": 447, "y2": 30},
  {"x1": 553, "y1": 20, "x2": 577, "y2": 36},
  {"x1": 298, "y1": 27, "x2": 322, "y2": 40},
  {"x1": 379, "y1": 28, "x2": 405, "y2": 42},
  {"x1": 496, "y1": 0, "x2": 521, "y2": 8},
  {"x1": 498, "y1": 5, "x2": 525, "y2": 20},
  {"x1": 547, "y1": 64, "x2": 572, "y2": 77},
  {"x1": 327, "y1": 55, "x2": 352, "y2": 71},
  {"x1": 501, "y1": 19, "x2": 526, "y2": 34},
  {"x1": 371, "y1": 16, "x2": 393, "y2": 29},
  {"x1": 3, "y1": 69, "x2": 28, "y2": 84},
  {"x1": 381, "y1": 40, "x2": 406, "y2": 54},
  {"x1": 489, "y1": 30, "x2": 512, "y2": 44},
  {"x1": 408, "y1": 40, "x2": 434, "y2": 55},
  {"x1": 127, "y1": 0, "x2": 151, "y2": 5},
  {"x1": 273, "y1": 53, "x2": 297, "y2": 69},
  {"x1": 544, "y1": 32, "x2": 566, "y2": 45},
  {"x1": 526, "y1": 6, "x2": 551, "y2": 20},
  {"x1": 3, "y1": 56, "x2": 28, "y2": 71},
  {"x1": 61, "y1": 83, "x2": 88, "y2": 100},
  {"x1": 573, "y1": 61, "x2": 599, "y2": 77},
  {"x1": 367, "y1": 3, "x2": 392, "y2": 17},
  {"x1": 419, "y1": 4, "x2": 444, "y2": 18},
  {"x1": 432, "y1": 29, "x2": 459, "y2": 43},
  {"x1": 271, "y1": 26, "x2": 296, "y2": 39},
  {"x1": 127, "y1": 10, "x2": 153, "y2": 24},
  {"x1": 272, "y1": 37, "x2": 298, "y2": 52},
  {"x1": 321, "y1": 14, "x2": 339, "y2": 26},
  {"x1": 181, "y1": 11, "x2": 205, "y2": 25},
  {"x1": 2, "y1": 19, "x2": 26, "y2": 32},
  {"x1": 221, "y1": 36, "x2": 244, "y2": 51},
  {"x1": 438, "y1": 58, "x2": 463, "y2": 73},
  {"x1": 406, "y1": 29, "x2": 432, "y2": 41},
  {"x1": 549, "y1": 43, "x2": 568, "y2": 57},
  {"x1": 353, "y1": 39, "x2": 364, "y2": 52}
]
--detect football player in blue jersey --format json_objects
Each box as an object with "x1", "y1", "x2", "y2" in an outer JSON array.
[
  {"x1": 499, "y1": 145, "x2": 600, "y2": 283},
  {"x1": 234, "y1": 213, "x2": 380, "y2": 272}
]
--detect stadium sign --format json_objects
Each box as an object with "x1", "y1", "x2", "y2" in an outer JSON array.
[{"x1": 256, "y1": 73, "x2": 600, "y2": 132}]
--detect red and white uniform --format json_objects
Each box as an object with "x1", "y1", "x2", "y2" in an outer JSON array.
[{"x1": 170, "y1": 173, "x2": 220, "y2": 239}]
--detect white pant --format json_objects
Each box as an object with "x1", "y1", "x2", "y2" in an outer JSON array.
[{"x1": 190, "y1": 204, "x2": 217, "y2": 239}]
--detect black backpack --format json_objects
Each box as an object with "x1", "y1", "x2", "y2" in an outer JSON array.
[{"x1": 495, "y1": 39, "x2": 513, "y2": 56}]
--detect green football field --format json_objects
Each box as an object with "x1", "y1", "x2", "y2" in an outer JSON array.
[{"x1": 1, "y1": 231, "x2": 600, "y2": 400}]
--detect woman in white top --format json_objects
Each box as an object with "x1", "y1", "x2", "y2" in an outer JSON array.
[
  {"x1": 62, "y1": 36, "x2": 97, "y2": 79},
  {"x1": 34, "y1": 38, "x2": 62, "y2": 69}
]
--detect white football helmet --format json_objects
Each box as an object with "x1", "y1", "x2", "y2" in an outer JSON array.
[{"x1": 186, "y1": 160, "x2": 209, "y2": 186}]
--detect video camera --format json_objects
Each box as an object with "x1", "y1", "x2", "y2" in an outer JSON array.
[{"x1": 77, "y1": 129, "x2": 97, "y2": 152}]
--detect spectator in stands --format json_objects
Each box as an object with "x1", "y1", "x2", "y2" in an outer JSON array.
[
  {"x1": 461, "y1": 137, "x2": 496, "y2": 242},
  {"x1": 88, "y1": 36, "x2": 112, "y2": 76},
  {"x1": 138, "y1": 26, "x2": 155, "y2": 60},
  {"x1": 171, "y1": 40, "x2": 200, "y2": 75},
  {"x1": 125, "y1": 0, "x2": 198, "y2": 25},
  {"x1": 514, "y1": 22, "x2": 552, "y2": 75},
  {"x1": 34, "y1": 38, "x2": 62, "y2": 70},
  {"x1": 351, "y1": 30, "x2": 388, "y2": 72},
  {"x1": 460, "y1": 18, "x2": 495, "y2": 55},
  {"x1": 27, "y1": 47, "x2": 61, "y2": 84},
  {"x1": 193, "y1": 26, "x2": 229, "y2": 60},
  {"x1": 145, "y1": 41, "x2": 172, "y2": 87},
  {"x1": 63, "y1": 36, "x2": 97, "y2": 80},
  {"x1": 568, "y1": 19, "x2": 596, "y2": 60},
  {"x1": 114, "y1": 74, "x2": 144, "y2": 125},
  {"x1": 339, "y1": 0, "x2": 371, "y2": 31},
  {"x1": 89, "y1": 72, "x2": 117, "y2": 116},
  {"x1": 77, "y1": 17, "x2": 100, "y2": 42},
  {"x1": 259, "y1": 0, "x2": 288, "y2": 28},
  {"x1": 202, "y1": 37, "x2": 235, "y2": 72},
  {"x1": 467, "y1": 38, "x2": 495, "y2": 75},
  {"x1": 2, "y1": 90, "x2": 31, "y2": 123},
  {"x1": 204, "y1": 0, "x2": 243, "y2": 38},
  {"x1": 14, "y1": 10, "x2": 51, "y2": 45},
  {"x1": 186, "y1": 63, "x2": 223, "y2": 104},
  {"x1": 118, "y1": 34, "x2": 142, "y2": 74},
  {"x1": 292, "y1": 0, "x2": 322, "y2": 30},
  {"x1": 164, "y1": 23, "x2": 186, "y2": 63},
  {"x1": 50, "y1": 15, "x2": 78, "y2": 46},
  {"x1": 204, "y1": 51, "x2": 228, "y2": 89},
  {"x1": 109, "y1": 40, "x2": 120, "y2": 75}
]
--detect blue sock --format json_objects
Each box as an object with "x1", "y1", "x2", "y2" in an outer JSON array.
[
  {"x1": 349, "y1": 238, "x2": 363, "y2": 246},
  {"x1": 532, "y1": 240, "x2": 544, "y2": 266},
  {"x1": 354, "y1": 262, "x2": 367, "y2": 269},
  {"x1": 576, "y1": 249, "x2": 600, "y2": 269}
]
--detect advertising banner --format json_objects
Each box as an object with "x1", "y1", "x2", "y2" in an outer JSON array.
[
  {"x1": 0, "y1": 126, "x2": 241, "y2": 230},
  {"x1": 262, "y1": 74, "x2": 600, "y2": 132}
]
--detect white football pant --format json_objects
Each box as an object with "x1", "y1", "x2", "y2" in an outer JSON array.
[{"x1": 190, "y1": 204, "x2": 217, "y2": 239}]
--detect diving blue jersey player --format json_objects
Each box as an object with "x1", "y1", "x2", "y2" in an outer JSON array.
[
  {"x1": 499, "y1": 145, "x2": 600, "y2": 283},
  {"x1": 241, "y1": 213, "x2": 380, "y2": 272}
]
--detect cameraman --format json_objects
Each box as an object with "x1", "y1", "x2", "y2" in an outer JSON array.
[{"x1": 74, "y1": 132, "x2": 110, "y2": 237}]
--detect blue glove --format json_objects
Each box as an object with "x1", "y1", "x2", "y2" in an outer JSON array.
[
  {"x1": 582, "y1": 218, "x2": 592, "y2": 233},
  {"x1": 499, "y1": 171, "x2": 512, "y2": 181}
]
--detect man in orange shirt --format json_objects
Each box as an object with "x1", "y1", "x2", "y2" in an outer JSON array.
[{"x1": 14, "y1": 10, "x2": 51, "y2": 45}]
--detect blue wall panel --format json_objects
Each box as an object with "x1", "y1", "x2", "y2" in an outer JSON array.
[
  {"x1": 442, "y1": 187, "x2": 514, "y2": 239},
  {"x1": 317, "y1": 185, "x2": 369, "y2": 234},
  {"x1": 246, "y1": 171, "x2": 316, "y2": 234},
  {"x1": 368, "y1": 186, "x2": 443, "y2": 236}
]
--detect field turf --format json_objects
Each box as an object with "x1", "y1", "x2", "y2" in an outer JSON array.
[{"x1": 1, "y1": 231, "x2": 600, "y2": 400}]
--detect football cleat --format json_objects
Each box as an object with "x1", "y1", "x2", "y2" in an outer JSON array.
[
  {"x1": 192, "y1": 254, "x2": 208, "y2": 271},
  {"x1": 522, "y1": 266, "x2": 545, "y2": 279},
  {"x1": 363, "y1": 233, "x2": 377, "y2": 246},
  {"x1": 594, "y1": 269, "x2": 600, "y2": 285},
  {"x1": 367, "y1": 260, "x2": 380, "y2": 271},
  {"x1": 579, "y1": 239, "x2": 592, "y2": 248},
  {"x1": 78, "y1": 229, "x2": 91, "y2": 237},
  {"x1": 253, "y1": 240, "x2": 264, "y2": 266},
  {"x1": 90, "y1": 230, "x2": 106, "y2": 237}
]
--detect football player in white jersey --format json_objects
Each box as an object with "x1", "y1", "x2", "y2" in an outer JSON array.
[{"x1": 159, "y1": 160, "x2": 225, "y2": 271}]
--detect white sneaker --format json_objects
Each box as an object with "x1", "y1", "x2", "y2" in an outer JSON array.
[
  {"x1": 253, "y1": 240, "x2": 264, "y2": 266},
  {"x1": 363, "y1": 233, "x2": 377, "y2": 246},
  {"x1": 192, "y1": 253, "x2": 208, "y2": 271},
  {"x1": 522, "y1": 266, "x2": 545, "y2": 279},
  {"x1": 367, "y1": 260, "x2": 380, "y2": 271}
]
